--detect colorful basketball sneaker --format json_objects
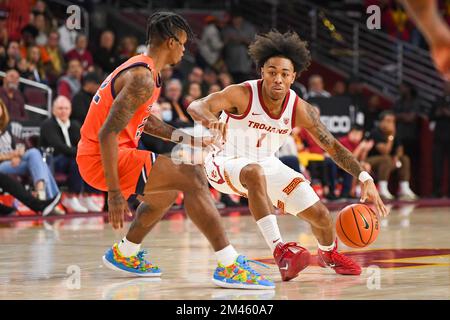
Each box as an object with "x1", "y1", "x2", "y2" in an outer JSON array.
[
  {"x1": 274, "y1": 242, "x2": 311, "y2": 281},
  {"x1": 212, "y1": 255, "x2": 275, "y2": 290},
  {"x1": 317, "y1": 240, "x2": 362, "y2": 275},
  {"x1": 102, "y1": 243, "x2": 162, "y2": 277}
]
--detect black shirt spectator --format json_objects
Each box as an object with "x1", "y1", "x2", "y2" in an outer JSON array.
[
  {"x1": 93, "y1": 30, "x2": 119, "y2": 75},
  {"x1": 367, "y1": 126, "x2": 401, "y2": 157},
  {"x1": 71, "y1": 72, "x2": 100, "y2": 125}
]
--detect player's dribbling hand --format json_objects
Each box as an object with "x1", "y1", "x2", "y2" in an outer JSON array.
[
  {"x1": 108, "y1": 190, "x2": 132, "y2": 229},
  {"x1": 360, "y1": 180, "x2": 390, "y2": 218},
  {"x1": 208, "y1": 120, "x2": 227, "y2": 146}
]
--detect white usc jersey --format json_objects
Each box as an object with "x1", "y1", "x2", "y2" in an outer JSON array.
[{"x1": 218, "y1": 79, "x2": 299, "y2": 160}]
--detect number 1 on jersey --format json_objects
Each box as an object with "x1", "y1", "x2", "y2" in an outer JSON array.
[{"x1": 256, "y1": 133, "x2": 267, "y2": 148}]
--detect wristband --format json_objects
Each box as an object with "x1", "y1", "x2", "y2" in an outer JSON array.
[{"x1": 358, "y1": 171, "x2": 373, "y2": 183}]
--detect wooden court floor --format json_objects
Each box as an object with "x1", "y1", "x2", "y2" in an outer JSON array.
[{"x1": 0, "y1": 205, "x2": 449, "y2": 300}]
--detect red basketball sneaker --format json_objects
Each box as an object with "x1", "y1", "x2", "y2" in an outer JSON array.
[
  {"x1": 273, "y1": 242, "x2": 311, "y2": 281},
  {"x1": 317, "y1": 240, "x2": 361, "y2": 275}
]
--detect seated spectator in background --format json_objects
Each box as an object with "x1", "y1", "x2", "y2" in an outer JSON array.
[
  {"x1": 327, "y1": 125, "x2": 373, "y2": 200},
  {"x1": 381, "y1": 2, "x2": 413, "y2": 42},
  {"x1": 118, "y1": 35, "x2": 138, "y2": 64},
  {"x1": 307, "y1": 74, "x2": 331, "y2": 98},
  {"x1": 65, "y1": 34, "x2": 94, "y2": 73},
  {"x1": 26, "y1": 45, "x2": 48, "y2": 83},
  {"x1": 184, "y1": 67, "x2": 204, "y2": 93},
  {"x1": 198, "y1": 15, "x2": 224, "y2": 71},
  {"x1": 139, "y1": 101, "x2": 177, "y2": 155},
  {"x1": 430, "y1": 81, "x2": 450, "y2": 198},
  {"x1": 366, "y1": 111, "x2": 418, "y2": 200},
  {"x1": 19, "y1": 24, "x2": 50, "y2": 65},
  {"x1": 44, "y1": 31, "x2": 65, "y2": 86},
  {"x1": 1, "y1": 41, "x2": 21, "y2": 70},
  {"x1": 93, "y1": 30, "x2": 118, "y2": 75},
  {"x1": 164, "y1": 79, "x2": 193, "y2": 127},
  {"x1": 58, "y1": 23, "x2": 78, "y2": 54},
  {"x1": 208, "y1": 83, "x2": 221, "y2": 94},
  {"x1": 332, "y1": 80, "x2": 347, "y2": 96},
  {"x1": 0, "y1": 69, "x2": 27, "y2": 121},
  {"x1": 40, "y1": 96, "x2": 101, "y2": 212},
  {"x1": 218, "y1": 71, "x2": 233, "y2": 87},
  {"x1": 71, "y1": 72, "x2": 101, "y2": 125},
  {"x1": 183, "y1": 82, "x2": 203, "y2": 108},
  {"x1": 202, "y1": 68, "x2": 219, "y2": 95},
  {"x1": 0, "y1": 99, "x2": 60, "y2": 201},
  {"x1": 57, "y1": 59, "x2": 82, "y2": 100},
  {"x1": 32, "y1": 13, "x2": 49, "y2": 46},
  {"x1": 0, "y1": 172, "x2": 60, "y2": 216}
]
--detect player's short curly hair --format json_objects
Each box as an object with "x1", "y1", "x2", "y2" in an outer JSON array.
[
  {"x1": 146, "y1": 11, "x2": 194, "y2": 46},
  {"x1": 248, "y1": 30, "x2": 311, "y2": 76}
]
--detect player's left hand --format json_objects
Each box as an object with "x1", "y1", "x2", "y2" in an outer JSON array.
[
  {"x1": 108, "y1": 190, "x2": 132, "y2": 229},
  {"x1": 360, "y1": 179, "x2": 389, "y2": 218}
]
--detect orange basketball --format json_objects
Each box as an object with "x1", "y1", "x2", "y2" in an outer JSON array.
[{"x1": 336, "y1": 204, "x2": 380, "y2": 248}]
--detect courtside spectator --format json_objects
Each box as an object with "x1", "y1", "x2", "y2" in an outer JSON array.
[
  {"x1": 0, "y1": 69, "x2": 26, "y2": 121},
  {"x1": 0, "y1": 99, "x2": 60, "y2": 201},
  {"x1": 65, "y1": 34, "x2": 94, "y2": 72},
  {"x1": 366, "y1": 111, "x2": 418, "y2": 200},
  {"x1": 57, "y1": 59, "x2": 82, "y2": 100},
  {"x1": 40, "y1": 96, "x2": 101, "y2": 212}
]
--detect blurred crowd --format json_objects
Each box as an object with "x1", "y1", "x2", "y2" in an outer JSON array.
[
  {"x1": 365, "y1": 0, "x2": 450, "y2": 48},
  {"x1": 0, "y1": 1, "x2": 449, "y2": 217}
]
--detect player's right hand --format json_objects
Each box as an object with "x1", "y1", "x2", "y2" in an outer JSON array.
[
  {"x1": 208, "y1": 120, "x2": 227, "y2": 145},
  {"x1": 108, "y1": 190, "x2": 132, "y2": 229}
]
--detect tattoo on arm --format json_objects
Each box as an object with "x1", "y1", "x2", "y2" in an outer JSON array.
[
  {"x1": 143, "y1": 115, "x2": 176, "y2": 141},
  {"x1": 303, "y1": 103, "x2": 363, "y2": 178},
  {"x1": 101, "y1": 68, "x2": 154, "y2": 136}
]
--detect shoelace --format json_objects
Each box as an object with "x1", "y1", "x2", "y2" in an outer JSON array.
[
  {"x1": 134, "y1": 250, "x2": 154, "y2": 268},
  {"x1": 331, "y1": 250, "x2": 357, "y2": 266},
  {"x1": 238, "y1": 257, "x2": 269, "y2": 277}
]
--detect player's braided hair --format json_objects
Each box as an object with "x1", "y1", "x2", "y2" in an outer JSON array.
[
  {"x1": 248, "y1": 30, "x2": 311, "y2": 76},
  {"x1": 146, "y1": 11, "x2": 194, "y2": 46}
]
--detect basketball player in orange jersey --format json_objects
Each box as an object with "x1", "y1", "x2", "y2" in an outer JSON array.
[
  {"x1": 76, "y1": 12, "x2": 275, "y2": 289},
  {"x1": 188, "y1": 30, "x2": 389, "y2": 281}
]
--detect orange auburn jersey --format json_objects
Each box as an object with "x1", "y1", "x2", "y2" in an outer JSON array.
[{"x1": 77, "y1": 54, "x2": 161, "y2": 156}]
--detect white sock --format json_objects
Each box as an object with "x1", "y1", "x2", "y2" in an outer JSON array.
[
  {"x1": 378, "y1": 181, "x2": 389, "y2": 193},
  {"x1": 318, "y1": 240, "x2": 336, "y2": 252},
  {"x1": 256, "y1": 214, "x2": 283, "y2": 252},
  {"x1": 215, "y1": 245, "x2": 239, "y2": 266},
  {"x1": 399, "y1": 181, "x2": 410, "y2": 193},
  {"x1": 118, "y1": 237, "x2": 141, "y2": 257}
]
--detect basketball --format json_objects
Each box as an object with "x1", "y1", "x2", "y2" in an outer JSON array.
[{"x1": 336, "y1": 204, "x2": 380, "y2": 248}]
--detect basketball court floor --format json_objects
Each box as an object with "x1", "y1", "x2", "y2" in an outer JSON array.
[{"x1": 0, "y1": 204, "x2": 449, "y2": 300}]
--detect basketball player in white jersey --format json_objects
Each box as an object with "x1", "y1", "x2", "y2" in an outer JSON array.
[{"x1": 188, "y1": 30, "x2": 389, "y2": 281}]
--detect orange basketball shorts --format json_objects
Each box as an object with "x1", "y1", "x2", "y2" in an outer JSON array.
[{"x1": 77, "y1": 148, "x2": 158, "y2": 199}]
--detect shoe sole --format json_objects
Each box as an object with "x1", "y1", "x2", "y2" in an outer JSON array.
[
  {"x1": 280, "y1": 250, "x2": 311, "y2": 281},
  {"x1": 102, "y1": 256, "x2": 162, "y2": 277},
  {"x1": 42, "y1": 192, "x2": 62, "y2": 216},
  {"x1": 211, "y1": 278, "x2": 275, "y2": 290}
]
